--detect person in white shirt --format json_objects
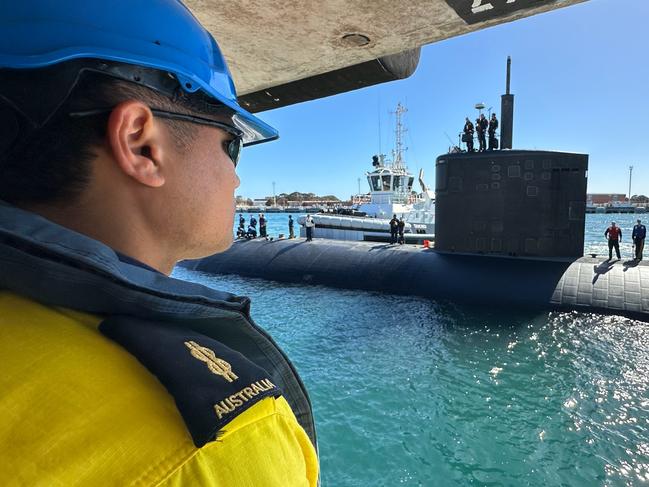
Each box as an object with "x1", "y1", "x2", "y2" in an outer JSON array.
[{"x1": 304, "y1": 214, "x2": 315, "y2": 241}]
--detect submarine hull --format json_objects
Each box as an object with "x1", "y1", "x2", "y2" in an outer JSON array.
[{"x1": 184, "y1": 239, "x2": 649, "y2": 319}]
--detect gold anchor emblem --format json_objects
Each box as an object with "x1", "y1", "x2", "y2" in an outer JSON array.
[{"x1": 184, "y1": 341, "x2": 239, "y2": 383}]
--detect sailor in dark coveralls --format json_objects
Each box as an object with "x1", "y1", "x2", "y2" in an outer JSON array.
[
  {"x1": 605, "y1": 221, "x2": 622, "y2": 260},
  {"x1": 259, "y1": 213, "x2": 267, "y2": 238},
  {"x1": 476, "y1": 114, "x2": 488, "y2": 152},
  {"x1": 488, "y1": 113, "x2": 499, "y2": 150},
  {"x1": 288, "y1": 214, "x2": 295, "y2": 239},
  {"x1": 632, "y1": 219, "x2": 646, "y2": 260},
  {"x1": 389, "y1": 214, "x2": 399, "y2": 244},
  {"x1": 397, "y1": 218, "x2": 406, "y2": 245},
  {"x1": 236, "y1": 213, "x2": 246, "y2": 238},
  {"x1": 463, "y1": 118, "x2": 475, "y2": 152},
  {"x1": 236, "y1": 219, "x2": 246, "y2": 239}
]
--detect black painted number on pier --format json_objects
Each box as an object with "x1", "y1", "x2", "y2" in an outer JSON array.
[{"x1": 445, "y1": 0, "x2": 554, "y2": 24}]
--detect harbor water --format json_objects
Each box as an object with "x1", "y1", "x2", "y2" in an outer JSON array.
[{"x1": 173, "y1": 213, "x2": 649, "y2": 486}]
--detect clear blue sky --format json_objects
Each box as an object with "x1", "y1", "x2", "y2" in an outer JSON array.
[{"x1": 236, "y1": 0, "x2": 647, "y2": 201}]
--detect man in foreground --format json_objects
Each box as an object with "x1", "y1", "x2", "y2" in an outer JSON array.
[{"x1": 0, "y1": 1, "x2": 318, "y2": 485}]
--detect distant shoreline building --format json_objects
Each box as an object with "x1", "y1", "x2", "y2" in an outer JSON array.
[{"x1": 587, "y1": 193, "x2": 628, "y2": 205}]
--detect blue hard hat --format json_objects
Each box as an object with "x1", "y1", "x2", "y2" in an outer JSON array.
[{"x1": 0, "y1": 0, "x2": 277, "y2": 146}]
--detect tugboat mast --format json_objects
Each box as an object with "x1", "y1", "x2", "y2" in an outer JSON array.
[{"x1": 391, "y1": 103, "x2": 407, "y2": 170}]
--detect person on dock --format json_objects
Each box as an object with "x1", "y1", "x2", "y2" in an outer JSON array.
[
  {"x1": 304, "y1": 214, "x2": 315, "y2": 241},
  {"x1": 632, "y1": 219, "x2": 646, "y2": 260},
  {"x1": 397, "y1": 218, "x2": 406, "y2": 245},
  {"x1": 0, "y1": 2, "x2": 318, "y2": 486},
  {"x1": 288, "y1": 214, "x2": 295, "y2": 239},
  {"x1": 476, "y1": 113, "x2": 488, "y2": 152},
  {"x1": 605, "y1": 221, "x2": 622, "y2": 260},
  {"x1": 488, "y1": 113, "x2": 499, "y2": 150},
  {"x1": 389, "y1": 214, "x2": 399, "y2": 244},
  {"x1": 239, "y1": 212, "x2": 246, "y2": 229},
  {"x1": 463, "y1": 117, "x2": 475, "y2": 152},
  {"x1": 259, "y1": 213, "x2": 267, "y2": 238}
]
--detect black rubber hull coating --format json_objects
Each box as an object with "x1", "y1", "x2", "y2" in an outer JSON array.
[{"x1": 185, "y1": 239, "x2": 571, "y2": 308}]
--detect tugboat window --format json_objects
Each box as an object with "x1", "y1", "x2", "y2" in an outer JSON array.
[
  {"x1": 370, "y1": 176, "x2": 381, "y2": 191},
  {"x1": 382, "y1": 175, "x2": 392, "y2": 191},
  {"x1": 393, "y1": 176, "x2": 402, "y2": 190}
]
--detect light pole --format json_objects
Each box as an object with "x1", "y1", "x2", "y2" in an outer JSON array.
[
  {"x1": 272, "y1": 181, "x2": 276, "y2": 207},
  {"x1": 629, "y1": 165, "x2": 634, "y2": 202}
]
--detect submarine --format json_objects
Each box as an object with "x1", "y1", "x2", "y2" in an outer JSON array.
[{"x1": 183, "y1": 58, "x2": 649, "y2": 321}]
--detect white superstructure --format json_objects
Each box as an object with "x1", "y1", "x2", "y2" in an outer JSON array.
[{"x1": 299, "y1": 103, "x2": 435, "y2": 243}]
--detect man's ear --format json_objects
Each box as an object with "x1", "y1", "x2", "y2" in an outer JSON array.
[{"x1": 106, "y1": 101, "x2": 166, "y2": 188}]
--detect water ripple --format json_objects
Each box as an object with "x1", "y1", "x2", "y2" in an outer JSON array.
[{"x1": 173, "y1": 257, "x2": 649, "y2": 486}]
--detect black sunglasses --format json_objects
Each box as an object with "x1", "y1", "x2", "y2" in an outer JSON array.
[{"x1": 69, "y1": 108, "x2": 244, "y2": 167}]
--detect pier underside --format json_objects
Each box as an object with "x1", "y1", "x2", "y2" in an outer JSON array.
[{"x1": 185, "y1": 0, "x2": 588, "y2": 111}]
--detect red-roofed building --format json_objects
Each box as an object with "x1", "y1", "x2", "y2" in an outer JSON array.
[{"x1": 587, "y1": 194, "x2": 628, "y2": 205}]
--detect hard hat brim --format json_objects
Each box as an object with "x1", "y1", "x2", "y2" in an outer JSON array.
[{"x1": 0, "y1": 3, "x2": 279, "y2": 147}]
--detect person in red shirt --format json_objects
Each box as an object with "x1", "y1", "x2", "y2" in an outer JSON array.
[{"x1": 605, "y1": 221, "x2": 622, "y2": 260}]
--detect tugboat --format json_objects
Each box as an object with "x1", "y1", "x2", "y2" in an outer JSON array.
[{"x1": 298, "y1": 103, "x2": 435, "y2": 244}]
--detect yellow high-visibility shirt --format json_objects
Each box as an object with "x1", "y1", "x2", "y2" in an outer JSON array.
[{"x1": 0, "y1": 291, "x2": 319, "y2": 486}]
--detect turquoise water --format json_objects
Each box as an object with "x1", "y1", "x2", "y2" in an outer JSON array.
[{"x1": 174, "y1": 214, "x2": 649, "y2": 486}]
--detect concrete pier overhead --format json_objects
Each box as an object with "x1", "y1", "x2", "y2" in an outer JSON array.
[
  {"x1": 183, "y1": 239, "x2": 649, "y2": 320},
  {"x1": 184, "y1": 0, "x2": 588, "y2": 112}
]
